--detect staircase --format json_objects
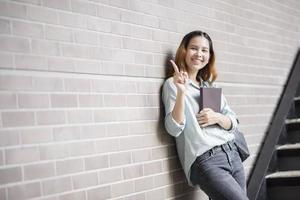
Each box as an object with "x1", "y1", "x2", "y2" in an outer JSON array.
[{"x1": 265, "y1": 86, "x2": 300, "y2": 200}]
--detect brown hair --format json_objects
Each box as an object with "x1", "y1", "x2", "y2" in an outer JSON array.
[{"x1": 173, "y1": 30, "x2": 217, "y2": 83}]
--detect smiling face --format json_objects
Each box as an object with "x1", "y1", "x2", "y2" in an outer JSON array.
[{"x1": 185, "y1": 36, "x2": 210, "y2": 74}]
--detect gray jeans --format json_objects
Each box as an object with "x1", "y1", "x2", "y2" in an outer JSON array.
[{"x1": 190, "y1": 141, "x2": 249, "y2": 200}]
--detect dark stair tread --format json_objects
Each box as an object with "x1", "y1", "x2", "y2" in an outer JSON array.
[
  {"x1": 286, "y1": 118, "x2": 300, "y2": 124},
  {"x1": 276, "y1": 143, "x2": 300, "y2": 156},
  {"x1": 295, "y1": 96, "x2": 300, "y2": 101},
  {"x1": 266, "y1": 171, "x2": 300, "y2": 186}
]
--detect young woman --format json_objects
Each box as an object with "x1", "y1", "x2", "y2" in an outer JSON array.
[{"x1": 162, "y1": 30, "x2": 249, "y2": 200}]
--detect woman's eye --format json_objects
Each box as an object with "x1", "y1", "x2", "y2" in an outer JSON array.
[{"x1": 191, "y1": 47, "x2": 197, "y2": 50}]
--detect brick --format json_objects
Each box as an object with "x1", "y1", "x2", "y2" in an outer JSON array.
[
  {"x1": 110, "y1": 49, "x2": 134, "y2": 63},
  {"x1": 78, "y1": 94, "x2": 103, "y2": 108},
  {"x1": 98, "y1": 34, "x2": 122, "y2": 48},
  {"x1": 28, "y1": 5, "x2": 58, "y2": 24},
  {"x1": 67, "y1": 110, "x2": 93, "y2": 124},
  {"x1": 20, "y1": 128, "x2": 53, "y2": 144},
  {"x1": 0, "y1": 53, "x2": 13, "y2": 69},
  {"x1": 132, "y1": 149, "x2": 152, "y2": 163},
  {"x1": 64, "y1": 78, "x2": 91, "y2": 92},
  {"x1": 121, "y1": 11, "x2": 159, "y2": 28},
  {"x1": 92, "y1": 79, "x2": 115, "y2": 92},
  {"x1": 106, "y1": 122, "x2": 128, "y2": 136},
  {"x1": 0, "y1": 167, "x2": 22, "y2": 184},
  {"x1": 75, "y1": 60, "x2": 101, "y2": 74},
  {"x1": 56, "y1": 158, "x2": 84, "y2": 175},
  {"x1": 74, "y1": 30, "x2": 98, "y2": 45},
  {"x1": 0, "y1": 188, "x2": 6, "y2": 200},
  {"x1": 111, "y1": 181, "x2": 134, "y2": 198},
  {"x1": 124, "y1": 64, "x2": 145, "y2": 77},
  {"x1": 48, "y1": 57, "x2": 76, "y2": 72},
  {"x1": 72, "y1": 172, "x2": 98, "y2": 189},
  {"x1": 15, "y1": 54, "x2": 48, "y2": 70},
  {"x1": 80, "y1": 124, "x2": 106, "y2": 139},
  {"x1": 53, "y1": 126, "x2": 81, "y2": 141},
  {"x1": 45, "y1": 25, "x2": 73, "y2": 42},
  {"x1": 59, "y1": 191, "x2": 85, "y2": 200},
  {"x1": 110, "y1": 0, "x2": 129, "y2": 9},
  {"x1": 43, "y1": 0, "x2": 71, "y2": 11},
  {"x1": 144, "y1": 161, "x2": 162, "y2": 175},
  {"x1": 0, "y1": 36, "x2": 30, "y2": 53},
  {"x1": 114, "y1": 80, "x2": 137, "y2": 93},
  {"x1": 0, "y1": 19, "x2": 10, "y2": 34},
  {"x1": 71, "y1": 0, "x2": 97, "y2": 16},
  {"x1": 0, "y1": 150, "x2": 4, "y2": 166},
  {"x1": 5, "y1": 147, "x2": 40, "y2": 164},
  {"x1": 68, "y1": 141, "x2": 95, "y2": 156},
  {"x1": 97, "y1": 5, "x2": 121, "y2": 20},
  {"x1": 109, "y1": 152, "x2": 131, "y2": 167},
  {"x1": 42, "y1": 177, "x2": 72, "y2": 195},
  {"x1": 101, "y1": 61, "x2": 124, "y2": 75},
  {"x1": 87, "y1": 186, "x2": 111, "y2": 200},
  {"x1": 12, "y1": 20, "x2": 44, "y2": 38},
  {"x1": 40, "y1": 143, "x2": 69, "y2": 160},
  {"x1": 0, "y1": 93, "x2": 17, "y2": 109},
  {"x1": 123, "y1": 164, "x2": 143, "y2": 179},
  {"x1": 0, "y1": 75, "x2": 33, "y2": 91},
  {"x1": 84, "y1": 155, "x2": 108, "y2": 170},
  {"x1": 134, "y1": 176, "x2": 154, "y2": 192},
  {"x1": 36, "y1": 110, "x2": 65, "y2": 125},
  {"x1": 7, "y1": 182, "x2": 41, "y2": 200},
  {"x1": 94, "y1": 109, "x2": 117, "y2": 123},
  {"x1": 95, "y1": 138, "x2": 119, "y2": 153},
  {"x1": 123, "y1": 193, "x2": 146, "y2": 200},
  {"x1": 18, "y1": 93, "x2": 49, "y2": 108},
  {"x1": 87, "y1": 17, "x2": 111, "y2": 33},
  {"x1": 126, "y1": 95, "x2": 147, "y2": 107},
  {"x1": 59, "y1": 12, "x2": 87, "y2": 28},
  {"x1": 32, "y1": 39, "x2": 60, "y2": 56},
  {"x1": 0, "y1": 130, "x2": 19, "y2": 147},
  {"x1": 32, "y1": 77, "x2": 64, "y2": 92},
  {"x1": 24, "y1": 162, "x2": 55, "y2": 180},
  {"x1": 0, "y1": 1, "x2": 27, "y2": 18},
  {"x1": 51, "y1": 94, "x2": 77, "y2": 108},
  {"x1": 99, "y1": 168, "x2": 122, "y2": 184},
  {"x1": 103, "y1": 94, "x2": 126, "y2": 107},
  {"x1": 146, "y1": 188, "x2": 165, "y2": 200},
  {"x1": 154, "y1": 173, "x2": 172, "y2": 187},
  {"x1": 2, "y1": 111, "x2": 35, "y2": 127}
]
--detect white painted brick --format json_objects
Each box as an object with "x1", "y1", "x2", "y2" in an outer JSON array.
[
  {"x1": 123, "y1": 164, "x2": 143, "y2": 179},
  {"x1": 5, "y1": 146, "x2": 40, "y2": 165},
  {"x1": 71, "y1": 0, "x2": 97, "y2": 16},
  {"x1": 7, "y1": 182, "x2": 41, "y2": 200},
  {"x1": 132, "y1": 149, "x2": 152, "y2": 163},
  {"x1": 31, "y1": 39, "x2": 60, "y2": 56},
  {"x1": 0, "y1": 129, "x2": 20, "y2": 147},
  {"x1": 98, "y1": 34, "x2": 122, "y2": 48},
  {"x1": 68, "y1": 141, "x2": 95, "y2": 156},
  {"x1": 43, "y1": 0, "x2": 71, "y2": 11},
  {"x1": 111, "y1": 180, "x2": 134, "y2": 198},
  {"x1": 15, "y1": 54, "x2": 48, "y2": 70},
  {"x1": 103, "y1": 94, "x2": 126, "y2": 107},
  {"x1": 124, "y1": 64, "x2": 145, "y2": 77},
  {"x1": 20, "y1": 127, "x2": 53, "y2": 144},
  {"x1": 0, "y1": 75, "x2": 32, "y2": 91},
  {"x1": 0, "y1": 53, "x2": 14, "y2": 69},
  {"x1": 74, "y1": 30, "x2": 98, "y2": 45},
  {"x1": 53, "y1": 126, "x2": 81, "y2": 141},
  {"x1": 134, "y1": 176, "x2": 154, "y2": 192},
  {"x1": 61, "y1": 44, "x2": 90, "y2": 59},
  {"x1": 42, "y1": 176, "x2": 72, "y2": 195},
  {"x1": 72, "y1": 172, "x2": 98, "y2": 189},
  {"x1": 110, "y1": 0, "x2": 129, "y2": 9},
  {"x1": 12, "y1": 20, "x2": 44, "y2": 38},
  {"x1": 58, "y1": 12, "x2": 87, "y2": 29},
  {"x1": 144, "y1": 161, "x2": 163, "y2": 175},
  {"x1": 80, "y1": 124, "x2": 106, "y2": 139},
  {"x1": 36, "y1": 110, "x2": 66, "y2": 125},
  {"x1": 64, "y1": 78, "x2": 91, "y2": 92},
  {"x1": 0, "y1": 93, "x2": 17, "y2": 109},
  {"x1": 28, "y1": 5, "x2": 58, "y2": 24},
  {"x1": 18, "y1": 93, "x2": 49, "y2": 108},
  {"x1": 0, "y1": 188, "x2": 5, "y2": 200},
  {"x1": 95, "y1": 138, "x2": 119, "y2": 153},
  {"x1": 0, "y1": 1, "x2": 27, "y2": 19},
  {"x1": 24, "y1": 162, "x2": 55, "y2": 180},
  {"x1": 92, "y1": 79, "x2": 115, "y2": 93},
  {"x1": 0, "y1": 167, "x2": 22, "y2": 184},
  {"x1": 56, "y1": 158, "x2": 84, "y2": 175},
  {"x1": 94, "y1": 109, "x2": 117, "y2": 123},
  {"x1": 109, "y1": 152, "x2": 131, "y2": 167},
  {"x1": 121, "y1": 10, "x2": 159, "y2": 28},
  {"x1": 106, "y1": 122, "x2": 128, "y2": 136},
  {"x1": 2, "y1": 111, "x2": 35, "y2": 127},
  {"x1": 51, "y1": 94, "x2": 77, "y2": 108},
  {"x1": 84, "y1": 154, "x2": 108, "y2": 170},
  {"x1": 99, "y1": 168, "x2": 122, "y2": 184},
  {"x1": 75, "y1": 59, "x2": 101, "y2": 74},
  {"x1": 45, "y1": 25, "x2": 73, "y2": 42},
  {"x1": 97, "y1": 4, "x2": 121, "y2": 20},
  {"x1": 0, "y1": 36, "x2": 30, "y2": 53},
  {"x1": 40, "y1": 143, "x2": 69, "y2": 160},
  {"x1": 32, "y1": 77, "x2": 64, "y2": 92},
  {"x1": 0, "y1": 19, "x2": 10, "y2": 34},
  {"x1": 87, "y1": 17, "x2": 111, "y2": 33},
  {"x1": 47, "y1": 57, "x2": 75, "y2": 72},
  {"x1": 59, "y1": 191, "x2": 85, "y2": 200},
  {"x1": 87, "y1": 186, "x2": 111, "y2": 200}
]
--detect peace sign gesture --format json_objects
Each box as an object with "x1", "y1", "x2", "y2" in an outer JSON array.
[{"x1": 170, "y1": 60, "x2": 189, "y2": 94}]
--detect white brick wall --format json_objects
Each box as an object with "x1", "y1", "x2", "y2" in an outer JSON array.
[{"x1": 1, "y1": 0, "x2": 300, "y2": 199}]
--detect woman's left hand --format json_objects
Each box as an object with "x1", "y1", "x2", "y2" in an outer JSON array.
[{"x1": 196, "y1": 108, "x2": 221, "y2": 128}]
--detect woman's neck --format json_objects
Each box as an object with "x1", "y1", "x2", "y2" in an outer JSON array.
[{"x1": 188, "y1": 72, "x2": 199, "y2": 84}]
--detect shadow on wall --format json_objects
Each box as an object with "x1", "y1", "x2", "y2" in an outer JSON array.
[{"x1": 156, "y1": 51, "x2": 209, "y2": 200}]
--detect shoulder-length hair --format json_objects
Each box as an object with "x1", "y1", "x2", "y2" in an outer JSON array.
[{"x1": 173, "y1": 30, "x2": 217, "y2": 83}]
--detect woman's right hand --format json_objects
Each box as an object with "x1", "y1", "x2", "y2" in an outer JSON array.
[{"x1": 170, "y1": 60, "x2": 188, "y2": 94}]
